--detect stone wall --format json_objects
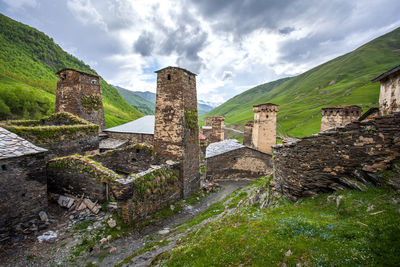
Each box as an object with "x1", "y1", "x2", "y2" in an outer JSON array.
[
  {"x1": 46, "y1": 151, "x2": 182, "y2": 224},
  {"x1": 252, "y1": 103, "x2": 278, "y2": 154},
  {"x1": 273, "y1": 112, "x2": 400, "y2": 201},
  {"x1": 320, "y1": 105, "x2": 362, "y2": 132},
  {"x1": 153, "y1": 67, "x2": 200, "y2": 197},
  {"x1": 0, "y1": 112, "x2": 99, "y2": 160},
  {"x1": 105, "y1": 132, "x2": 153, "y2": 146},
  {"x1": 379, "y1": 71, "x2": 400, "y2": 115},
  {"x1": 201, "y1": 126, "x2": 212, "y2": 140},
  {"x1": 204, "y1": 117, "x2": 211, "y2": 126},
  {"x1": 0, "y1": 153, "x2": 47, "y2": 242},
  {"x1": 56, "y1": 69, "x2": 105, "y2": 130},
  {"x1": 243, "y1": 121, "x2": 254, "y2": 147},
  {"x1": 211, "y1": 116, "x2": 224, "y2": 142},
  {"x1": 206, "y1": 147, "x2": 272, "y2": 181}
]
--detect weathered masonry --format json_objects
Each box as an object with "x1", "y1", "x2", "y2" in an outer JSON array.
[
  {"x1": 243, "y1": 121, "x2": 254, "y2": 147},
  {"x1": 56, "y1": 68, "x2": 105, "y2": 130},
  {"x1": 47, "y1": 144, "x2": 181, "y2": 224},
  {"x1": 372, "y1": 65, "x2": 400, "y2": 115},
  {"x1": 320, "y1": 105, "x2": 362, "y2": 132},
  {"x1": 0, "y1": 112, "x2": 99, "y2": 160},
  {"x1": 204, "y1": 117, "x2": 211, "y2": 126},
  {"x1": 273, "y1": 112, "x2": 400, "y2": 201},
  {"x1": 206, "y1": 139, "x2": 272, "y2": 181},
  {"x1": 0, "y1": 127, "x2": 47, "y2": 242},
  {"x1": 153, "y1": 66, "x2": 200, "y2": 197},
  {"x1": 211, "y1": 116, "x2": 225, "y2": 142},
  {"x1": 252, "y1": 103, "x2": 279, "y2": 154}
]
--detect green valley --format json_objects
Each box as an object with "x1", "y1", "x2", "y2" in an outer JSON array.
[
  {"x1": 0, "y1": 14, "x2": 142, "y2": 128},
  {"x1": 202, "y1": 27, "x2": 400, "y2": 137}
]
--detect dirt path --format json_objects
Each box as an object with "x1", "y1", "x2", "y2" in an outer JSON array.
[{"x1": 96, "y1": 180, "x2": 250, "y2": 266}]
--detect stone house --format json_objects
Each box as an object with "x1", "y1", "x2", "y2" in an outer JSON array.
[
  {"x1": 205, "y1": 139, "x2": 272, "y2": 181},
  {"x1": 103, "y1": 115, "x2": 155, "y2": 146},
  {"x1": 320, "y1": 105, "x2": 362, "y2": 132},
  {"x1": 372, "y1": 65, "x2": 400, "y2": 115},
  {"x1": 0, "y1": 127, "x2": 47, "y2": 242}
]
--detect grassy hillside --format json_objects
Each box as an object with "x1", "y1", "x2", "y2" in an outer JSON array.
[
  {"x1": 115, "y1": 86, "x2": 155, "y2": 115},
  {"x1": 0, "y1": 13, "x2": 142, "y2": 127},
  {"x1": 202, "y1": 27, "x2": 400, "y2": 137}
]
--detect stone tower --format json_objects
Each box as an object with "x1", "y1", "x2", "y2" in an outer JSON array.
[
  {"x1": 211, "y1": 116, "x2": 225, "y2": 142},
  {"x1": 55, "y1": 69, "x2": 105, "y2": 130},
  {"x1": 243, "y1": 121, "x2": 254, "y2": 147},
  {"x1": 252, "y1": 103, "x2": 279, "y2": 154},
  {"x1": 205, "y1": 117, "x2": 211, "y2": 126},
  {"x1": 153, "y1": 66, "x2": 200, "y2": 197},
  {"x1": 320, "y1": 105, "x2": 362, "y2": 132}
]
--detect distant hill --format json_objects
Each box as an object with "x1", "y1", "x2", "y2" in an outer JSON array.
[
  {"x1": 133, "y1": 91, "x2": 157, "y2": 104},
  {"x1": 0, "y1": 13, "x2": 142, "y2": 127},
  {"x1": 202, "y1": 27, "x2": 400, "y2": 137},
  {"x1": 114, "y1": 86, "x2": 155, "y2": 115}
]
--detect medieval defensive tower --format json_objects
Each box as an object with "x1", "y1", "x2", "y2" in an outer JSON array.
[
  {"x1": 320, "y1": 105, "x2": 362, "y2": 132},
  {"x1": 243, "y1": 121, "x2": 254, "y2": 147},
  {"x1": 153, "y1": 66, "x2": 200, "y2": 197},
  {"x1": 55, "y1": 69, "x2": 105, "y2": 130},
  {"x1": 211, "y1": 116, "x2": 225, "y2": 142},
  {"x1": 204, "y1": 117, "x2": 211, "y2": 126},
  {"x1": 252, "y1": 103, "x2": 279, "y2": 154}
]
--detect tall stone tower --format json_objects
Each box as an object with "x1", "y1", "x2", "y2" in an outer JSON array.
[
  {"x1": 320, "y1": 105, "x2": 362, "y2": 132},
  {"x1": 252, "y1": 103, "x2": 279, "y2": 154},
  {"x1": 243, "y1": 121, "x2": 254, "y2": 147},
  {"x1": 211, "y1": 116, "x2": 225, "y2": 142},
  {"x1": 153, "y1": 66, "x2": 200, "y2": 197},
  {"x1": 55, "y1": 69, "x2": 105, "y2": 130},
  {"x1": 204, "y1": 117, "x2": 211, "y2": 126}
]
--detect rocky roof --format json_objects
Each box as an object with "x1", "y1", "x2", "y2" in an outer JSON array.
[
  {"x1": 206, "y1": 139, "x2": 245, "y2": 158},
  {"x1": 155, "y1": 66, "x2": 197, "y2": 76},
  {"x1": 104, "y1": 115, "x2": 155, "y2": 134},
  {"x1": 56, "y1": 68, "x2": 99, "y2": 78},
  {"x1": 0, "y1": 127, "x2": 47, "y2": 160},
  {"x1": 99, "y1": 138, "x2": 128, "y2": 150}
]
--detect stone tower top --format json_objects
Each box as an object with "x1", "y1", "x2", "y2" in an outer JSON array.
[
  {"x1": 55, "y1": 68, "x2": 105, "y2": 130},
  {"x1": 253, "y1": 103, "x2": 279, "y2": 113},
  {"x1": 320, "y1": 105, "x2": 362, "y2": 132}
]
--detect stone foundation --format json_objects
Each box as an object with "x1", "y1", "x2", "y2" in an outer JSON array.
[{"x1": 273, "y1": 112, "x2": 400, "y2": 201}]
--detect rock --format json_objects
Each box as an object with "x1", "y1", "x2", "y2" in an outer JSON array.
[
  {"x1": 107, "y1": 219, "x2": 116, "y2": 228},
  {"x1": 107, "y1": 202, "x2": 118, "y2": 210},
  {"x1": 158, "y1": 228, "x2": 170, "y2": 235},
  {"x1": 37, "y1": 230, "x2": 57, "y2": 243},
  {"x1": 39, "y1": 211, "x2": 48, "y2": 222},
  {"x1": 327, "y1": 195, "x2": 336, "y2": 203},
  {"x1": 99, "y1": 237, "x2": 108, "y2": 244},
  {"x1": 109, "y1": 247, "x2": 117, "y2": 254},
  {"x1": 285, "y1": 249, "x2": 292, "y2": 256},
  {"x1": 336, "y1": 195, "x2": 344, "y2": 208},
  {"x1": 58, "y1": 196, "x2": 75, "y2": 209},
  {"x1": 367, "y1": 204, "x2": 374, "y2": 212},
  {"x1": 107, "y1": 235, "x2": 112, "y2": 241},
  {"x1": 69, "y1": 215, "x2": 74, "y2": 220},
  {"x1": 170, "y1": 205, "x2": 175, "y2": 211}
]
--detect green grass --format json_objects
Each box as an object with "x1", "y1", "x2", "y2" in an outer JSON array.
[
  {"x1": 159, "y1": 184, "x2": 400, "y2": 266},
  {"x1": 0, "y1": 14, "x2": 142, "y2": 126},
  {"x1": 202, "y1": 27, "x2": 400, "y2": 138}
]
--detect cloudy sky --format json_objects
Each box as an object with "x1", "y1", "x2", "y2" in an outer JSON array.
[{"x1": 1, "y1": 0, "x2": 400, "y2": 104}]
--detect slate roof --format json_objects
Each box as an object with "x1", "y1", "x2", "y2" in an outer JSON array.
[
  {"x1": 104, "y1": 115, "x2": 155, "y2": 134},
  {"x1": 99, "y1": 138, "x2": 128, "y2": 150},
  {"x1": 372, "y1": 65, "x2": 400, "y2": 82},
  {"x1": 206, "y1": 139, "x2": 245, "y2": 159},
  {"x1": 202, "y1": 126, "x2": 212, "y2": 130},
  {"x1": 0, "y1": 127, "x2": 47, "y2": 160}
]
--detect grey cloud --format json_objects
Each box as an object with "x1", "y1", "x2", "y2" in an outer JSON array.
[
  {"x1": 279, "y1": 27, "x2": 295, "y2": 35},
  {"x1": 222, "y1": 71, "x2": 233, "y2": 81},
  {"x1": 133, "y1": 32, "x2": 155, "y2": 57}
]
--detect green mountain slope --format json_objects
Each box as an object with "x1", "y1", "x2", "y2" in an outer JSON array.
[
  {"x1": 133, "y1": 91, "x2": 157, "y2": 104},
  {"x1": 115, "y1": 86, "x2": 155, "y2": 115},
  {"x1": 0, "y1": 13, "x2": 142, "y2": 127},
  {"x1": 203, "y1": 27, "x2": 400, "y2": 137}
]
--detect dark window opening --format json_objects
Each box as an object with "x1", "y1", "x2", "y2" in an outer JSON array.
[
  {"x1": 266, "y1": 115, "x2": 269, "y2": 119},
  {"x1": 21, "y1": 193, "x2": 26, "y2": 197},
  {"x1": 167, "y1": 74, "x2": 171, "y2": 80},
  {"x1": 132, "y1": 158, "x2": 137, "y2": 163},
  {"x1": 136, "y1": 149, "x2": 140, "y2": 153},
  {"x1": 1, "y1": 165, "x2": 6, "y2": 171}
]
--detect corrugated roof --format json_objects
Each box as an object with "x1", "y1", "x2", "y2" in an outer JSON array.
[
  {"x1": 0, "y1": 127, "x2": 47, "y2": 160},
  {"x1": 104, "y1": 115, "x2": 155, "y2": 134},
  {"x1": 206, "y1": 139, "x2": 245, "y2": 158}
]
